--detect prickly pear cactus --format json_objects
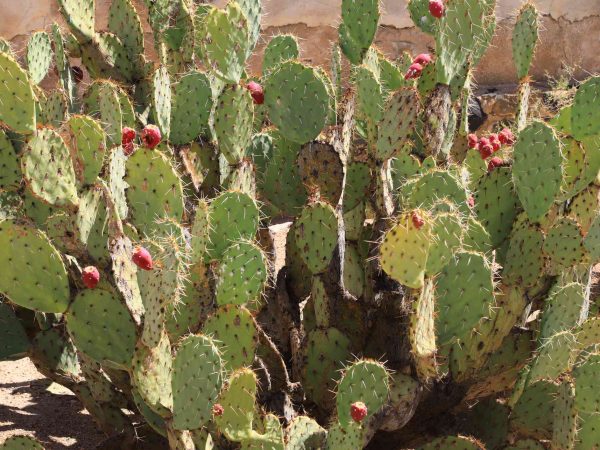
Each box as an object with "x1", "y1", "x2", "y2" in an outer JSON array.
[{"x1": 0, "y1": 0, "x2": 598, "y2": 449}]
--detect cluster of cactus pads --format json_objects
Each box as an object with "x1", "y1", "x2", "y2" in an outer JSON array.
[{"x1": 1, "y1": 0, "x2": 600, "y2": 448}]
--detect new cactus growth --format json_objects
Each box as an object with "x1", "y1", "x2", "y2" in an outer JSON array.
[{"x1": 0, "y1": 0, "x2": 599, "y2": 448}]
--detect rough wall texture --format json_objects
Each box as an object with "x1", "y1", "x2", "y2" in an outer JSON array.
[{"x1": 2, "y1": 0, "x2": 599, "y2": 86}]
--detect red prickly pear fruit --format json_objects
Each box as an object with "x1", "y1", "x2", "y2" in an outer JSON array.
[
  {"x1": 132, "y1": 246, "x2": 153, "y2": 271},
  {"x1": 467, "y1": 134, "x2": 479, "y2": 149},
  {"x1": 350, "y1": 401, "x2": 368, "y2": 423},
  {"x1": 71, "y1": 66, "x2": 84, "y2": 83},
  {"x1": 468, "y1": 196, "x2": 475, "y2": 208},
  {"x1": 487, "y1": 157, "x2": 504, "y2": 172},
  {"x1": 478, "y1": 137, "x2": 493, "y2": 159},
  {"x1": 411, "y1": 212, "x2": 425, "y2": 229},
  {"x1": 499, "y1": 128, "x2": 515, "y2": 145},
  {"x1": 82, "y1": 266, "x2": 100, "y2": 289},
  {"x1": 489, "y1": 134, "x2": 501, "y2": 152},
  {"x1": 413, "y1": 53, "x2": 432, "y2": 66},
  {"x1": 404, "y1": 63, "x2": 424, "y2": 80},
  {"x1": 122, "y1": 127, "x2": 136, "y2": 145},
  {"x1": 212, "y1": 403, "x2": 224, "y2": 417},
  {"x1": 246, "y1": 81, "x2": 264, "y2": 105},
  {"x1": 141, "y1": 125, "x2": 161, "y2": 149},
  {"x1": 122, "y1": 141, "x2": 136, "y2": 156},
  {"x1": 429, "y1": 0, "x2": 445, "y2": 18}
]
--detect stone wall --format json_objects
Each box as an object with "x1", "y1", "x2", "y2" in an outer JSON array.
[{"x1": 2, "y1": 0, "x2": 599, "y2": 86}]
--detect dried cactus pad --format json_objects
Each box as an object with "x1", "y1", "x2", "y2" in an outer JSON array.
[
  {"x1": 0, "y1": 220, "x2": 70, "y2": 313},
  {"x1": 0, "y1": 51, "x2": 36, "y2": 133}
]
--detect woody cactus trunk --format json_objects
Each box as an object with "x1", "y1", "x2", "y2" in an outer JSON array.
[{"x1": 0, "y1": 0, "x2": 600, "y2": 449}]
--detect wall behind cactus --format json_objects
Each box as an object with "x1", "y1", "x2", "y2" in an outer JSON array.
[{"x1": 2, "y1": 0, "x2": 599, "y2": 86}]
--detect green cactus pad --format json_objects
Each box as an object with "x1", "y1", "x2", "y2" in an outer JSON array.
[
  {"x1": 285, "y1": 416, "x2": 326, "y2": 450},
  {"x1": 298, "y1": 142, "x2": 344, "y2": 205},
  {"x1": 131, "y1": 332, "x2": 173, "y2": 416},
  {"x1": 540, "y1": 282, "x2": 586, "y2": 339},
  {"x1": 510, "y1": 380, "x2": 557, "y2": 440},
  {"x1": 203, "y1": 305, "x2": 258, "y2": 370},
  {"x1": 151, "y1": 66, "x2": 171, "y2": 139},
  {"x1": 30, "y1": 327, "x2": 80, "y2": 377},
  {"x1": 408, "y1": 0, "x2": 436, "y2": 35},
  {"x1": 294, "y1": 201, "x2": 339, "y2": 274},
  {"x1": 343, "y1": 243, "x2": 365, "y2": 298},
  {"x1": 543, "y1": 218, "x2": 586, "y2": 271},
  {"x1": 0, "y1": 131, "x2": 20, "y2": 191},
  {"x1": 265, "y1": 61, "x2": 330, "y2": 144},
  {"x1": 98, "y1": 83, "x2": 123, "y2": 147},
  {"x1": 214, "y1": 368, "x2": 259, "y2": 442},
  {"x1": 572, "y1": 76, "x2": 600, "y2": 140},
  {"x1": 107, "y1": 0, "x2": 144, "y2": 65},
  {"x1": 215, "y1": 242, "x2": 267, "y2": 306},
  {"x1": 435, "y1": 251, "x2": 495, "y2": 346},
  {"x1": 263, "y1": 34, "x2": 299, "y2": 75},
  {"x1": 214, "y1": 83, "x2": 254, "y2": 164},
  {"x1": 68, "y1": 115, "x2": 107, "y2": 186},
  {"x1": 380, "y1": 211, "x2": 432, "y2": 289},
  {"x1": 406, "y1": 169, "x2": 469, "y2": 214},
  {"x1": 338, "y1": 0, "x2": 380, "y2": 65},
  {"x1": 336, "y1": 360, "x2": 390, "y2": 430},
  {"x1": 39, "y1": 89, "x2": 67, "y2": 128},
  {"x1": 528, "y1": 331, "x2": 576, "y2": 384},
  {"x1": 354, "y1": 65, "x2": 383, "y2": 144},
  {"x1": 261, "y1": 133, "x2": 307, "y2": 215},
  {"x1": 568, "y1": 185, "x2": 599, "y2": 234},
  {"x1": 303, "y1": 328, "x2": 351, "y2": 410},
  {"x1": 418, "y1": 435, "x2": 485, "y2": 450},
  {"x1": 512, "y1": 3, "x2": 539, "y2": 79},
  {"x1": 58, "y1": 0, "x2": 94, "y2": 39},
  {"x1": 0, "y1": 436, "x2": 45, "y2": 449},
  {"x1": 26, "y1": 31, "x2": 53, "y2": 85},
  {"x1": 512, "y1": 121, "x2": 562, "y2": 220},
  {"x1": 206, "y1": 191, "x2": 260, "y2": 261},
  {"x1": 376, "y1": 88, "x2": 419, "y2": 161},
  {"x1": 474, "y1": 167, "x2": 520, "y2": 247},
  {"x1": 344, "y1": 162, "x2": 371, "y2": 211},
  {"x1": 0, "y1": 302, "x2": 29, "y2": 360},
  {"x1": 573, "y1": 354, "x2": 600, "y2": 417},
  {"x1": 108, "y1": 148, "x2": 128, "y2": 221},
  {"x1": 125, "y1": 149, "x2": 184, "y2": 235},
  {"x1": 170, "y1": 71, "x2": 213, "y2": 145},
  {"x1": 408, "y1": 280, "x2": 437, "y2": 380},
  {"x1": 584, "y1": 215, "x2": 600, "y2": 261},
  {"x1": 425, "y1": 211, "x2": 463, "y2": 275},
  {"x1": 0, "y1": 52, "x2": 36, "y2": 133},
  {"x1": 342, "y1": 205, "x2": 364, "y2": 244},
  {"x1": 502, "y1": 225, "x2": 545, "y2": 287},
  {"x1": 201, "y1": 2, "x2": 250, "y2": 84},
  {"x1": 0, "y1": 220, "x2": 70, "y2": 313},
  {"x1": 172, "y1": 334, "x2": 224, "y2": 430},
  {"x1": 67, "y1": 288, "x2": 137, "y2": 368},
  {"x1": 325, "y1": 422, "x2": 363, "y2": 450}
]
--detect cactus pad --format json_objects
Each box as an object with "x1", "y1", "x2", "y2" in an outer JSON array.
[
  {"x1": 26, "y1": 32, "x2": 53, "y2": 85},
  {"x1": 172, "y1": 334, "x2": 224, "y2": 430},
  {"x1": 0, "y1": 52, "x2": 36, "y2": 133},
  {"x1": 68, "y1": 115, "x2": 107, "y2": 186},
  {"x1": 214, "y1": 368, "x2": 258, "y2": 441},
  {"x1": 425, "y1": 211, "x2": 463, "y2": 275},
  {"x1": 0, "y1": 302, "x2": 30, "y2": 360},
  {"x1": 170, "y1": 71, "x2": 213, "y2": 145},
  {"x1": 512, "y1": 121, "x2": 562, "y2": 220},
  {"x1": 265, "y1": 61, "x2": 330, "y2": 144},
  {"x1": 294, "y1": 201, "x2": 339, "y2": 274},
  {"x1": 338, "y1": 0, "x2": 380, "y2": 65},
  {"x1": 512, "y1": 3, "x2": 539, "y2": 79},
  {"x1": 203, "y1": 305, "x2": 258, "y2": 370},
  {"x1": 435, "y1": 251, "x2": 495, "y2": 346},
  {"x1": 0, "y1": 436, "x2": 45, "y2": 449},
  {"x1": 67, "y1": 288, "x2": 137, "y2": 368},
  {"x1": 336, "y1": 360, "x2": 390, "y2": 430},
  {"x1": 125, "y1": 149, "x2": 184, "y2": 235},
  {"x1": 376, "y1": 88, "x2": 419, "y2": 161},
  {"x1": 502, "y1": 225, "x2": 545, "y2": 287},
  {"x1": 0, "y1": 131, "x2": 20, "y2": 191},
  {"x1": 540, "y1": 282, "x2": 586, "y2": 339},
  {"x1": 152, "y1": 66, "x2": 171, "y2": 139},
  {"x1": 263, "y1": 35, "x2": 299, "y2": 75},
  {"x1": 418, "y1": 435, "x2": 485, "y2": 450},
  {"x1": 572, "y1": 76, "x2": 600, "y2": 140},
  {"x1": 406, "y1": 169, "x2": 469, "y2": 214},
  {"x1": 215, "y1": 242, "x2": 267, "y2": 306},
  {"x1": 206, "y1": 191, "x2": 260, "y2": 261},
  {"x1": 285, "y1": 416, "x2": 326, "y2": 450},
  {"x1": 298, "y1": 142, "x2": 344, "y2": 204},
  {"x1": 543, "y1": 218, "x2": 586, "y2": 271},
  {"x1": 214, "y1": 83, "x2": 254, "y2": 164},
  {"x1": 0, "y1": 220, "x2": 70, "y2": 313},
  {"x1": 380, "y1": 211, "x2": 431, "y2": 289}
]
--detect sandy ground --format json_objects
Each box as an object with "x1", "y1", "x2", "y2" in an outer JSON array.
[{"x1": 0, "y1": 358, "x2": 105, "y2": 449}]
